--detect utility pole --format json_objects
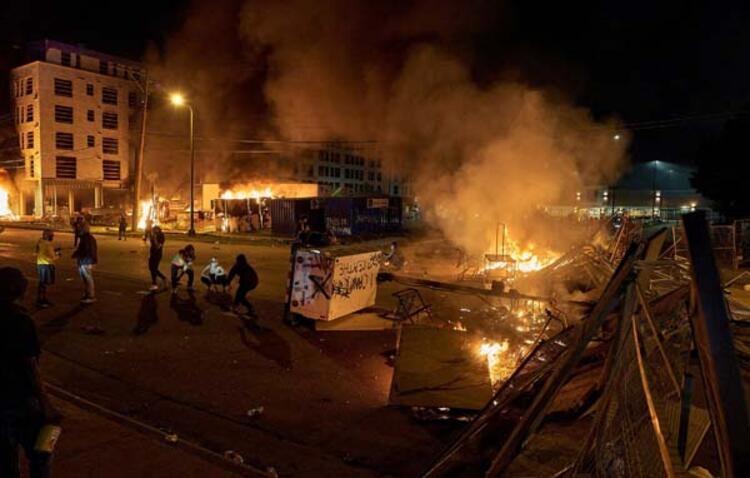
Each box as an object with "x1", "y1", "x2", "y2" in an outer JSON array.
[{"x1": 132, "y1": 71, "x2": 149, "y2": 232}]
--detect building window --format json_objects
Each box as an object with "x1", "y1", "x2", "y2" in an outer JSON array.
[
  {"x1": 26, "y1": 104, "x2": 33, "y2": 122},
  {"x1": 55, "y1": 156, "x2": 77, "y2": 179},
  {"x1": 75, "y1": 54, "x2": 81, "y2": 68},
  {"x1": 26, "y1": 131, "x2": 34, "y2": 149},
  {"x1": 102, "y1": 112, "x2": 118, "y2": 129},
  {"x1": 103, "y1": 160, "x2": 121, "y2": 180},
  {"x1": 99, "y1": 60, "x2": 109, "y2": 75},
  {"x1": 28, "y1": 159, "x2": 34, "y2": 178},
  {"x1": 25, "y1": 77, "x2": 33, "y2": 95},
  {"x1": 54, "y1": 78, "x2": 72, "y2": 97},
  {"x1": 55, "y1": 132, "x2": 74, "y2": 150},
  {"x1": 102, "y1": 137, "x2": 119, "y2": 154},
  {"x1": 86, "y1": 83, "x2": 94, "y2": 96},
  {"x1": 128, "y1": 92, "x2": 137, "y2": 107},
  {"x1": 87, "y1": 135, "x2": 95, "y2": 148},
  {"x1": 87, "y1": 110, "x2": 94, "y2": 122},
  {"x1": 102, "y1": 87, "x2": 118, "y2": 105},
  {"x1": 61, "y1": 51, "x2": 71, "y2": 66},
  {"x1": 54, "y1": 105, "x2": 73, "y2": 123}
]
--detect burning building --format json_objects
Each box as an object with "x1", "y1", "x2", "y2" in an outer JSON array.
[{"x1": 9, "y1": 40, "x2": 144, "y2": 218}]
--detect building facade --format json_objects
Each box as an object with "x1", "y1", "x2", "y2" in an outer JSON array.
[
  {"x1": 286, "y1": 143, "x2": 410, "y2": 197},
  {"x1": 9, "y1": 40, "x2": 143, "y2": 217}
]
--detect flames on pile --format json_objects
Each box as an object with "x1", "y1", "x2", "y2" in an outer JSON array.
[{"x1": 220, "y1": 186, "x2": 274, "y2": 200}]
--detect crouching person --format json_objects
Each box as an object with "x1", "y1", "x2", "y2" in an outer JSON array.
[
  {"x1": 227, "y1": 254, "x2": 259, "y2": 318},
  {"x1": 170, "y1": 245, "x2": 196, "y2": 293},
  {"x1": 200, "y1": 257, "x2": 227, "y2": 292}
]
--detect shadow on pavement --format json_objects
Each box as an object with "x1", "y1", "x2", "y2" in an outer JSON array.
[
  {"x1": 39, "y1": 304, "x2": 86, "y2": 339},
  {"x1": 238, "y1": 318, "x2": 293, "y2": 370},
  {"x1": 133, "y1": 293, "x2": 159, "y2": 335},
  {"x1": 205, "y1": 289, "x2": 233, "y2": 311},
  {"x1": 169, "y1": 290, "x2": 204, "y2": 326}
]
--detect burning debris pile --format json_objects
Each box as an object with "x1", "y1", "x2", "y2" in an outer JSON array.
[{"x1": 407, "y1": 212, "x2": 749, "y2": 478}]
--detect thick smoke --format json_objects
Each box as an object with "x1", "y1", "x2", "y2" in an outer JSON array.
[
  {"x1": 159, "y1": 0, "x2": 627, "y2": 254},
  {"x1": 237, "y1": 0, "x2": 626, "y2": 255}
]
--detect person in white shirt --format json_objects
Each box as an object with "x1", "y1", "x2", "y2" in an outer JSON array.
[{"x1": 200, "y1": 257, "x2": 227, "y2": 292}]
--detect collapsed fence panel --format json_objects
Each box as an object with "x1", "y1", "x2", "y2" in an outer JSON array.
[{"x1": 683, "y1": 211, "x2": 750, "y2": 477}]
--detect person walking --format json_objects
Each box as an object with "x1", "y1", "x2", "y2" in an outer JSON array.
[
  {"x1": 0, "y1": 266, "x2": 60, "y2": 478},
  {"x1": 170, "y1": 244, "x2": 195, "y2": 293},
  {"x1": 71, "y1": 222, "x2": 97, "y2": 304},
  {"x1": 117, "y1": 214, "x2": 127, "y2": 241},
  {"x1": 227, "y1": 254, "x2": 259, "y2": 318},
  {"x1": 148, "y1": 226, "x2": 167, "y2": 291},
  {"x1": 34, "y1": 229, "x2": 60, "y2": 308},
  {"x1": 200, "y1": 257, "x2": 227, "y2": 292}
]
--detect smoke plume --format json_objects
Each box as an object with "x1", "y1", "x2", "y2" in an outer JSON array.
[{"x1": 159, "y1": 0, "x2": 628, "y2": 253}]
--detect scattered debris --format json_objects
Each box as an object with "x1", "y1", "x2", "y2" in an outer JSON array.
[
  {"x1": 223, "y1": 450, "x2": 244, "y2": 464},
  {"x1": 246, "y1": 406, "x2": 265, "y2": 417}
]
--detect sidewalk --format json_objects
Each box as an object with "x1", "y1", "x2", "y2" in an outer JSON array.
[{"x1": 25, "y1": 395, "x2": 255, "y2": 478}]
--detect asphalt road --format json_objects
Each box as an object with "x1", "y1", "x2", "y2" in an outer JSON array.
[{"x1": 0, "y1": 228, "x2": 451, "y2": 477}]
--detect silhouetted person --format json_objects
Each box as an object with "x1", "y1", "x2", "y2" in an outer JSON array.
[
  {"x1": 227, "y1": 254, "x2": 259, "y2": 318},
  {"x1": 71, "y1": 216, "x2": 83, "y2": 247},
  {"x1": 148, "y1": 226, "x2": 167, "y2": 291},
  {"x1": 0, "y1": 267, "x2": 60, "y2": 478},
  {"x1": 71, "y1": 222, "x2": 97, "y2": 303},
  {"x1": 118, "y1": 214, "x2": 127, "y2": 241}
]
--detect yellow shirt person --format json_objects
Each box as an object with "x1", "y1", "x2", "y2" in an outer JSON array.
[{"x1": 36, "y1": 238, "x2": 57, "y2": 265}]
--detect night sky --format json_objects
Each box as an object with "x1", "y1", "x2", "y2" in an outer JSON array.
[{"x1": 2, "y1": 0, "x2": 749, "y2": 165}]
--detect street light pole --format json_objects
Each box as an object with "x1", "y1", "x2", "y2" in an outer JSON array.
[
  {"x1": 188, "y1": 104, "x2": 195, "y2": 236},
  {"x1": 170, "y1": 93, "x2": 196, "y2": 236}
]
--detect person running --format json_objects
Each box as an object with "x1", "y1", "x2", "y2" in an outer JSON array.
[
  {"x1": 148, "y1": 226, "x2": 167, "y2": 291},
  {"x1": 170, "y1": 244, "x2": 195, "y2": 293},
  {"x1": 118, "y1": 214, "x2": 127, "y2": 241},
  {"x1": 0, "y1": 267, "x2": 60, "y2": 478},
  {"x1": 227, "y1": 254, "x2": 259, "y2": 317},
  {"x1": 35, "y1": 229, "x2": 60, "y2": 308},
  {"x1": 200, "y1": 257, "x2": 227, "y2": 292},
  {"x1": 72, "y1": 222, "x2": 98, "y2": 303}
]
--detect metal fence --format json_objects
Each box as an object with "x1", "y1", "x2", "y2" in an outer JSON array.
[{"x1": 571, "y1": 288, "x2": 692, "y2": 477}]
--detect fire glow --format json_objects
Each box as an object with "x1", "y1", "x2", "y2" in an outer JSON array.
[
  {"x1": 0, "y1": 187, "x2": 14, "y2": 218},
  {"x1": 137, "y1": 200, "x2": 158, "y2": 230},
  {"x1": 220, "y1": 186, "x2": 274, "y2": 200},
  {"x1": 485, "y1": 239, "x2": 558, "y2": 275}
]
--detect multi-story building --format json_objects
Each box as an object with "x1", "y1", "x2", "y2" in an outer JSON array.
[
  {"x1": 287, "y1": 142, "x2": 410, "y2": 197},
  {"x1": 9, "y1": 40, "x2": 143, "y2": 217}
]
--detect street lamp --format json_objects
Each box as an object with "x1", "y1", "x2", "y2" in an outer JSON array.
[{"x1": 170, "y1": 93, "x2": 196, "y2": 236}]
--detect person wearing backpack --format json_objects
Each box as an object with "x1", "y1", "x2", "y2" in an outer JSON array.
[{"x1": 227, "y1": 254, "x2": 258, "y2": 318}]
